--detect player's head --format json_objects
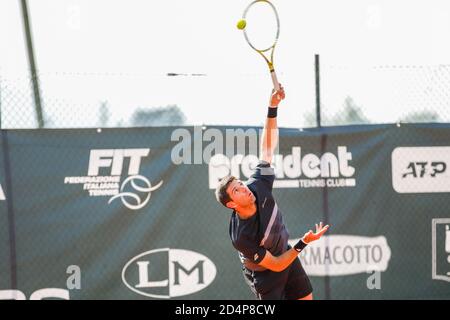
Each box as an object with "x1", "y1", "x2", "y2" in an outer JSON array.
[{"x1": 215, "y1": 175, "x2": 255, "y2": 210}]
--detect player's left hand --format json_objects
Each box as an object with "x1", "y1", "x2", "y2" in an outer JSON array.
[
  {"x1": 302, "y1": 222, "x2": 329, "y2": 244},
  {"x1": 270, "y1": 85, "x2": 285, "y2": 107}
]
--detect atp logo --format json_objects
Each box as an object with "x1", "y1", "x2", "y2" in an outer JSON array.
[
  {"x1": 64, "y1": 148, "x2": 163, "y2": 211},
  {"x1": 402, "y1": 162, "x2": 446, "y2": 178},
  {"x1": 392, "y1": 147, "x2": 450, "y2": 193}
]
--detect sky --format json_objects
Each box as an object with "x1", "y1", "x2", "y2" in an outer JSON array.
[{"x1": 1, "y1": 0, "x2": 449, "y2": 128}]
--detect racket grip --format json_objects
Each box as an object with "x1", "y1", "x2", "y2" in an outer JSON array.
[{"x1": 271, "y1": 70, "x2": 281, "y2": 92}]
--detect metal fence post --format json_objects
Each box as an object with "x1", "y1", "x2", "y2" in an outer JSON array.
[
  {"x1": 315, "y1": 54, "x2": 321, "y2": 128},
  {"x1": 20, "y1": 0, "x2": 44, "y2": 128}
]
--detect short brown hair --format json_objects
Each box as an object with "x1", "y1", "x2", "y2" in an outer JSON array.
[{"x1": 215, "y1": 175, "x2": 236, "y2": 207}]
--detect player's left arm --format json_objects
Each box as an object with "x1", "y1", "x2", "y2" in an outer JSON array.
[
  {"x1": 260, "y1": 86, "x2": 285, "y2": 164},
  {"x1": 258, "y1": 222, "x2": 329, "y2": 272}
]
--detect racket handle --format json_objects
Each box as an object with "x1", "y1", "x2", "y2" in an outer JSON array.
[{"x1": 271, "y1": 70, "x2": 281, "y2": 92}]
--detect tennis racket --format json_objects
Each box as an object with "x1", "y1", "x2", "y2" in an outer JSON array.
[{"x1": 240, "y1": 0, "x2": 281, "y2": 91}]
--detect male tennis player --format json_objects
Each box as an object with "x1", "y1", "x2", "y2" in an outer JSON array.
[{"x1": 215, "y1": 86, "x2": 329, "y2": 300}]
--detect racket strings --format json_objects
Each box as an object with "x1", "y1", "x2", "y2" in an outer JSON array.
[{"x1": 243, "y1": 1, "x2": 279, "y2": 53}]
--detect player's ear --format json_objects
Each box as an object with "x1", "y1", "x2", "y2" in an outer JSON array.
[{"x1": 226, "y1": 201, "x2": 237, "y2": 209}]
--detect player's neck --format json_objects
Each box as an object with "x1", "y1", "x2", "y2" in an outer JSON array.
[{"x1": 236, "y1": 202, "x2": 257, "y2": 220}]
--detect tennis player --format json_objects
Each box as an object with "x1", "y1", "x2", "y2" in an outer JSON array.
[{"x1": 215, "y1": 85, "x2": 329, "y2": 300}]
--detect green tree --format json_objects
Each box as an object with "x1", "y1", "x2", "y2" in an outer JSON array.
[
  {"x1": 97, "y1": 100, "x2": 110, "y2": 127},
  {"x1": 334, "y1": 96, "x2": 370, "y2": 125},
  {"x1": 303, "y1": 96, "x2": 370, "y2": 127},
  {"x1": 130, "y1": 104, "x2": 186, "y2": 127},
  {"x1": 400, "y1": 110, "x2": 440, "y2": 123}
]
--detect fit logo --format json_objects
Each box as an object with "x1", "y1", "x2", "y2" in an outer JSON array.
[
  {"x1": 64, "y1": 148, "x2": 163, "y2": 210},
  {"x1": 392, "y1": 147, "x2": 450, "y2": 193},
  {"x1": 432, "y1": 218, "x2": 450, "y2": 282},
  {"x1": 122, "y1": 248, "x2": 217, "y2": 299},
  {"x1": 88, "y1": 149, "x2": 149, "y2": 176}
]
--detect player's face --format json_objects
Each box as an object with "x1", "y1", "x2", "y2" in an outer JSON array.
[{"x1": 226, "y1": 179, "x2": 255, "y2": 207}]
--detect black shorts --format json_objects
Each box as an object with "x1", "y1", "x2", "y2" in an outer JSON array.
[{"x1": 243, "y1": 257, "x2": 312, "y2": 300}]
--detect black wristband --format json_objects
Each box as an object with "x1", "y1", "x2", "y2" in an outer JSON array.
[
  {"x1": 294, "y1": 239, "x2": 307, "y2": 252},
  {"x1": 267, "y1": 107, "x2": 278, "y2": 118}
]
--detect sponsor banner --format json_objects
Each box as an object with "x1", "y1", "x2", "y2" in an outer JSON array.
[
  {"x1": 392, "y1": 147, "x2": 450, "y2": 193},
  {"x1": 289, "y1": 236, "x2": 391, "y2": 276},
  {"x1": 122, "y1": 249, "x2": 217, "y2": 299},
  {"x1": 64, "y1": 149, "x2": 163, "y2": 210},
  {"x1": 209, "y1": 146, "x2": 356, "y2": 190},
  {"x1": 2, "y1": 125, "x2": 450, "y2": 299},
  {"x1": 432, "y1": 218, "x2": 450, "y2": 282}
]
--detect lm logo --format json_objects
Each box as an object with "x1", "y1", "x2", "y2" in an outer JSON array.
[{"x1": 122, "y1": 248, "x2": 216, "y2": 299}]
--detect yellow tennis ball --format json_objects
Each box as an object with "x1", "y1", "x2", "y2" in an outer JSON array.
[{"x1": 236, "y1": 19, "x2": 246, "y2": 30}]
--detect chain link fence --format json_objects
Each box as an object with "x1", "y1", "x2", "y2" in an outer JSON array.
[
  {"x1": 0, "y1": 72, "x2": 189, "y2": 129},
  {"x1": 1, "y1": 63, "x2": 450, "y2": 129},
  {"x1": 317, "y1": 63, "x2": 450, "y2": 126}
]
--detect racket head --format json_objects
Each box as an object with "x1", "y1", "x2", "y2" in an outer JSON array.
[{"x1": 242, "y1": 0, "x2": 280, "y2": 54}]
